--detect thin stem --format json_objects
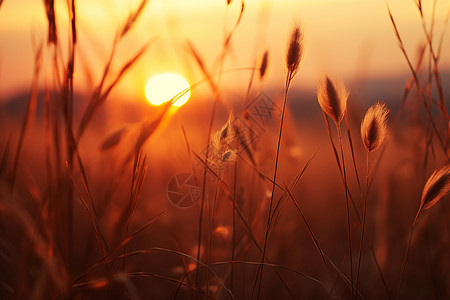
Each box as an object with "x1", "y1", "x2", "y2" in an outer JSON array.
[
  {"x1": 253, "y1": 71, "x2": 293, "y2": 300},
  {"x1": 284, "y1": 185, "x2": 335, "y2": 297},
  {"x1": 205, "y1": 175, "x2": 221, "y2": 299},
  {"x1": 336, "y1": 122, "x2": 354, "y2": 298},
  {"x1": 231, "y1": 160, "x2": 238, "y2": 292},
  {"x1": 395, "y1": 208, "x2": 422, "y2": 300},
  {"x1": 355, "y1": 151, "x2": 370, "y2": 298},
  {"x1": 325, "y1": 115, "x2": 390, "y2": 299}
]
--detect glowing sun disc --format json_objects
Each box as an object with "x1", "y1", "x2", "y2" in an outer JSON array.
[{"x1": 145, "y1": 73, "x2": 191, "y2": 107}]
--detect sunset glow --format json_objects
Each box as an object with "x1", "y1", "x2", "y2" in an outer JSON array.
[{"x1": 144, "y1": 73, "x2": 191, "y2": 107}]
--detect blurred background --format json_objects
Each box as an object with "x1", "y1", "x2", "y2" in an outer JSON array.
[{"x1": 1, "y1": 0, "x2": 449, "y2": 100}]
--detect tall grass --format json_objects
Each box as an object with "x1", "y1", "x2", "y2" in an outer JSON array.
[{"x1": 0, "y1": 0, "x2": 449, "y2": 299}]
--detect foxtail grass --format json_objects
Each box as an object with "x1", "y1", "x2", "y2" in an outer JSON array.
[
  {"x1": 253, "y1": 25, "x2": 303, "y2": 300},
  {"x1": 355, "y1": 102, "x2": 389, "y2": 298},
  {"x1": 396, "y1": 165, "x2": 450, "y2": 299},
  {"x1": 317, "y1": 76, "x2": 354, "y2": 297}
]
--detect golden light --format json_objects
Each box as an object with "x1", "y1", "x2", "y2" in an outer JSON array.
[{"x1": 145, "y1": 73, "x2": 191, "y2": 107}]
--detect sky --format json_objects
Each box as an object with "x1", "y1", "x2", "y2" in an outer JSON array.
[{"x1": 0, "y1": 0, "x2": 449, "y2": 100}]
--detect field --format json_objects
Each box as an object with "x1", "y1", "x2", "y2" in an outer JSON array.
[{"x1": 0, "y1": 0, "x2": 449, "y2": 299}]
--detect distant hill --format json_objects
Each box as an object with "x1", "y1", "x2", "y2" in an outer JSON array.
[{"x1": 1, "y1": 73, "x2": 449, "y2": 126}]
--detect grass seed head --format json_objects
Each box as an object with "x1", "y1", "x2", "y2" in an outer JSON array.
[
  {"x1": 286, "y1": 27, "x2": 303, "y2": 77},
  {"x1": 210, "y1": 115, "x2": 237, "y2": 170},
  {"x1": 421, "y1": 165, "x2": 450, "y2": 210},
  {"x1": 317, "y1": 76, "x2": 349, "y2": 124},
  {"x1": 360, "y1": 102, "x2": 389, "y2": 152}
]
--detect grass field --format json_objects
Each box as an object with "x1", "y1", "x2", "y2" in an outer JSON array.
[{"x1": 0, "y1": 0, "x2": 449, "y2": 299}]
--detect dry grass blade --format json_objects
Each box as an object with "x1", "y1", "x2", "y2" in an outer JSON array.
[
  {"x1": 69, "y1": 0, "x2": 76, "y2": 43},
  {"x1": 191, "y1": 152, "x2": 296, "y2": 299},
  {"x1": 193, "y1": 152, "x2": 230, "y2": 191},
  {"x1": 178, "y1": 260, "x2": 314, "y2": 299},
  {"x1": 414, "y1": 0, "x2": 447, "y2": 117},
  {"x1": 317, "y1": 76, "x2": 349, "y2": 124},
  {"x1": 233, "y1": 124, "x2": 256, "y2": 166},
  {"x1": 345, "y1": 113, "x2": 362, "y2": 193},
  {"x1": 387, "y1": 5, "x2": 450, "y2": 162},
  {"x1": 99, "y1": 127, "x2": 129, "y2": 151},
  {"x1": 117, "y1": 151, "x2": 149, "y2": 235},
  {"x1": 0, "y1": 138, "x2": 11, "y2": 179},
  {"x1": 72, "y1": 271, "x2": 208, "y2": 298},
  {"x1": 69, "y1": 212, "x2": 163, "y2": 290},
  {"x1": 128, "y1": 272, "x2": 213, "y2": 299},
  {"x1": 235, "y1": 151, "x2": 280, "y2": 187},
  {"x1": 283, "y1": 185, "x2": 334, "y2": 294},
  {"x1": 421, "y1": 165, "x2": 450, "y2": 210},
  {"x1": 224, "y1": 1, "x2": 245, "y2": 48},
  {"x1": 322, "y1": 112, "x2": 342, "y2": 173},
  {"x1": 415, "y1": 0, "x2": 423, "y2": 16},
  {"x1": 72, "y1": 176, "x2": 113, "y2": 262},
  {"x1": 271, "y1": 146, "x2": 320, "y2": 234},
  {"x1": 436, "y1": 7, "x2": 450, "y2": 59},
  {"x1": 120, "y1": 0, "x2": 149, "y2": 38},
  {"x1": 133, "y1": 103, "x2": 171, "y2": 154},
  {"x1": 44, "y1": 0, "x2": 57, "y2": 44},
  {"x1": 0, "y1": 200, "x2": 68, "y2": 296},
  {"x1": 361, "y1": 102, "x2": 389, "y2": 152},
  {"x1": 116, "y1": 212, "x2": 164, "y2": 251},
  {"x1": 77, "y1": 43, "x2": 150, "y2": 140},
  {"x1": 11, "y1": 40, "x2": 43, "y2": 189},
  {"x1": 186, "y1": 41, "x2": 218, "y2": 93},
  {"x1": 112, "y1": 248, "x2": 236, "y2": 300},
  {"x1": 210, "y1": 261, "x2": 324, "y2": 287}
]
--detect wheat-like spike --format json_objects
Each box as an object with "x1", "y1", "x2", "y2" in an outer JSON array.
[
  {"x1": 421, "y1": 165, "x2": 450, "y2": 210},
  {"x1": 360, "y1": 102, "x2": 389, "y2": 152},
  {"x1": 286, "y1": 27, "x2": 303, "y2": 78},
  {"x1": 317, "y1": 76, "x2": 349, "y2": 124}
]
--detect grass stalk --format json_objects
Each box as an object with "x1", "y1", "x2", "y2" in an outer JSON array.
[
  {"x1": 231, "y1": 160, "x2": 238, "y2": 292},
  {"x1": 355, "y1": 151, "x2": 370, "y2": 298},
  {"x1": 336, "y1": 123, "x2": 354, "y2": 298},
  {"x1": 253, "y1": 26, "x2": 302, "y2": 299},
  {"x1": 253, "y1": 70, "x2": 294, "y2": 300},
  {"x1": 395, "y1": 209, "x2": 421, "y2": 300}
]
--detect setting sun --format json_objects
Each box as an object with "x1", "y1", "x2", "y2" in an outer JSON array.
[{"x1": 144, "y1": 73, "x2": 191, "y2": 107}]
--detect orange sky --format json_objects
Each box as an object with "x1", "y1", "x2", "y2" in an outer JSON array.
[{"x1": 0, "y1": 0, "x2": 449, "y2": 100}]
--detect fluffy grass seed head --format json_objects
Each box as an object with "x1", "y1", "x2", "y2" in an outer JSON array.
[
  {"x1": 286, "y1": 26, "x2": 303, "y2": 78},
  {"x1": 360, "y1": 102, "x2": 389, "y2": 152},
  {"x1": 209, "y1": 116, "x2": 237, "y2": 170},
  {"x1": 421, "y1": 165, "x2": 450, "y2": 210},
  {"x1": 317, "y1": 76, "x2": 349, "y2": 124}
]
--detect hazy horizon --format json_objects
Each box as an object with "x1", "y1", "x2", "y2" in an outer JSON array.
[{"x1": 1, "y1": 0, "x2": 449, "y2": 101}]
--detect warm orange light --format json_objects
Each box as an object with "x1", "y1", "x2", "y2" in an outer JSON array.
[{"x1": 145, "y1": 73, "x2": 191, "y2": 107}]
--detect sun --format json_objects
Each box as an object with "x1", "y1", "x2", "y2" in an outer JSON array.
[{"x1": 145, "y1": 73, "x2": 191, "y2": 107}]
